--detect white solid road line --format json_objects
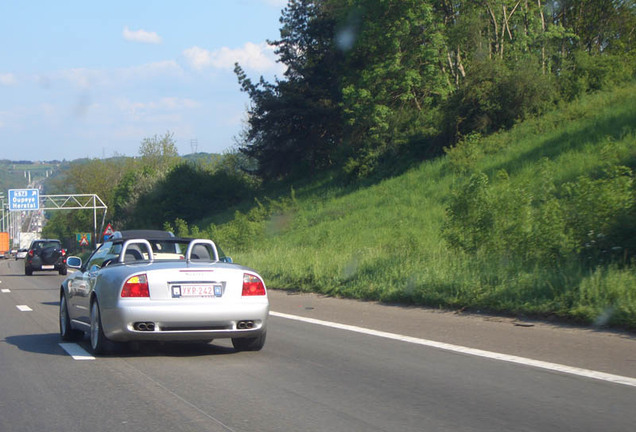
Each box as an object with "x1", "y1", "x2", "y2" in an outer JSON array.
[
  {"x1": 16, "y1": 305, "x2": 32, "y2": 311},
  {"x1": 271, "y1": 311, "x2": 636, "y2": 388},
  {"x1": 59, "y1": 343, "x2": 95, "y2": 360}
]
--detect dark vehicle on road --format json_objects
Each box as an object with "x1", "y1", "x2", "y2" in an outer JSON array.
[{"x1": 25, "y1": 239, "x2": 67, "y2": 275}]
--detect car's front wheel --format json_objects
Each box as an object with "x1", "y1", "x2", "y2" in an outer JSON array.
[
  {"x1": 90, "y1": 300, "x2": 114, "y2": 355},
  {"x1": 60, "y1": 293, "x2": 82, "y2": 341},
  {"x1": 232, "y1": 331, "x2": 266, "y2": 352}
]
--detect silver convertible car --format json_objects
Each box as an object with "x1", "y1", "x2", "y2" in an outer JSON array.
[{"x1": 59, "y1": 230, "x2": 269, "y2": 355}]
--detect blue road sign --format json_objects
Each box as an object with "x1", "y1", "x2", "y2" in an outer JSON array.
[{"x1": 9, "y1": 189, "x2": 40, "y2": 211}]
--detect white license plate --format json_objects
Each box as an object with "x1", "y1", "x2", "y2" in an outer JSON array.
[
  {"x1": 42, "y1": 265, "x2": 55, "y2": 270},
  {"x1": 171, "y1": 284, "x2": 222, "y2": 298}
]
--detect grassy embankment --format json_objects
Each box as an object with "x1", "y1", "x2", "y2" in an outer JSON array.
[{"x1": 213, "y1": 84, "x2": 636, "y2": 329}]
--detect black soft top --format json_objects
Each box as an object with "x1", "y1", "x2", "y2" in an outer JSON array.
[{"x1": 111, "y1": 230, "x2": 175, "y2": 241}]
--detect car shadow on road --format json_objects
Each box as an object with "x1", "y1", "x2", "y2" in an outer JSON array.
[
  {"x1": 122, "y1": 340, "x2": 238, "y2": 358},
  {"x1": 4, "y1": 332, "x2": 239, "y2": 358},
  {"x1": 4, "y1": 333, "x2": 69, "y2": 357}
]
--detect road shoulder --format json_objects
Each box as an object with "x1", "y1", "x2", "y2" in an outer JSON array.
[{"x1": 269, "y1": 289, "x2": 636, "y2": 379}]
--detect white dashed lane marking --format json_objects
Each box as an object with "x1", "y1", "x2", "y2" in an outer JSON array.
[
  {"x1": 16, "y1": 305, "x2": 32, "y2": 312},
  {"x1": 59, "y1": 343, "x2": 95, "y2": 360}
]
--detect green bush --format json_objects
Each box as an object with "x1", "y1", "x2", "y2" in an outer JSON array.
[
  {"x1": 443, "y1": 163, "x2": 634, "y2": 268},
  {"x1": 444, "y1": 59, "x2": 555, "y2": 140},
  {"x1": 559, "y1": 51, "x2": 636, "y2": 101}
]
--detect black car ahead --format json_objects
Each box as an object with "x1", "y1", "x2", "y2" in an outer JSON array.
[{"x1": 25, "y1": 239, "x2": 67, "y2": 275}]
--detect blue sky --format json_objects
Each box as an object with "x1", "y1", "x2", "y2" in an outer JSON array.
[{"x1": 0, "y1": 0, "x2": 288, "y2": 161}]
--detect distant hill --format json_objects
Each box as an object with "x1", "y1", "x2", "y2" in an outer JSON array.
[
  {"x1": 0, "y1": 160, "x2": 62, "y2": 195},
  {"x1": 1, "y1": 152, "x2": 223, "y2": 197},
  {"x1": 182, "y1": 152, "x2": 223, "y2": 166}
]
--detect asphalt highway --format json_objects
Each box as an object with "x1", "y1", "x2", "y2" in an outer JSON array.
[{"x1": 1, "y1": 259, "x2": 635, "y2": 432}]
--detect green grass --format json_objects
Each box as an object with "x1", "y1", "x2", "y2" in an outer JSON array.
[{"x1": 206, "y1": 83, "x2": 636, "y2": 330}]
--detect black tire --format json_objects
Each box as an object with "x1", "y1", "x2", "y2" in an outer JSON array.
[
  {"x1": 60, "y1": 293, "x2": 82, "y2": 341},
  {"x1": 25, "y1": 266, "x2": 33, "y2": 276},
  {"x1": 59, "y1": 267, "x2": 67, "y2": 275},
  {"x1": 90, "y1": 300, "x2": 114, "y2": 355},
  {"x1": 232, "y1": 331, "x2": 266, "y2": 352}
]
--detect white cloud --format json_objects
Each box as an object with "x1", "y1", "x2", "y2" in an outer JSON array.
[
  {"x1": 183, "y1": 42, "x2": 284, "y2": 74},
  {"x1": 182, "y1": 46, "x2": 213, "y2": 71},
  {"x1": 117, "y1": 60, "x2": 183, "y2": 81},
  {"x1": 50, "y1": 61, "x2": 183, "y2": 89},
  {"x1": 39, "y1": 102, "x2": 64, "y2": 127},
  {"x1": 116, "y1": 97, "x2": 200, "y2": 121},
  {"x1": 0, "y1": 73, "x2": 17, "y2": 86},
  {"x1": 122, "y1": 26, "x2": 162, "y2": 44},
  {"x1": 57, "y1": 68, "x2": 100, "y2": 89}
]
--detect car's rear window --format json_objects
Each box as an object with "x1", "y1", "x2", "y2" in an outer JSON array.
[{"x1": 34, "y1": 241, "x2": 61, "y2": 249}]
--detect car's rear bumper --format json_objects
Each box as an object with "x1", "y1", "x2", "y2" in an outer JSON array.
[
  {"x1": 25, "y1": 260, "x2": 66, "y2": 271},
  {"x1": 101, "y1": 301, "x2": 269, "y2": 342}
]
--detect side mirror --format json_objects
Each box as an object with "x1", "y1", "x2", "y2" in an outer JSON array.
[{"x1": 67, "y1": 256, "x2": 82, "y2": 269}]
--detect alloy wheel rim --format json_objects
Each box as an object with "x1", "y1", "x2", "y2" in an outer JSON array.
[
  {"x1": 90, "y1": 303, "x2": 99, "y2": 349},
  {"x1": 60, "y1": 297, "x2": 67, "y2": 335}
]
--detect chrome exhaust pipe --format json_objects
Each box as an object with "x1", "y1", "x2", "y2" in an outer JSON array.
[
  {"x1": 237, "y1": 320, "x2": 255, "y2": 329},
  {"x1": 134, "y1": 322, "x2": 156, "y2": 331}
]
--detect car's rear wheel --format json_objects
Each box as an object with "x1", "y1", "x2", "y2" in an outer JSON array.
[
  {"x1": 59, "y1": 267, "x2": 67, "y2": 275},
  {"x1": 25, "y1": 266, "x2": 33, "y2": 276},
  {"x1": 90, "y1": 300, "x2": 114, "y2": 355},
  {"x1": 60, "y1": 294, "x2": 82, "y2": 341},
  {"x1": 232, "y1": 331, "x2": 266, "y2": 352}
]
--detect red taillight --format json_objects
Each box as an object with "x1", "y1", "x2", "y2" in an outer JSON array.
[
  {"x1": 61, "y1": 249, "x2": 66, "y2": 256},
  {"x1": 28, "y1": 250, "x2": 34, "y2": 257},
  {"x1": 242, "y1": 273, "x2": 266, "y2": 296},
  {"x1": 121, "y1": 274, "x2": 149, "y2": 297}
]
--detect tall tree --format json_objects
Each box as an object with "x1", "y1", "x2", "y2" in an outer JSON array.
[
  {"x1": 236, "y1": 0, "x2": 343, "y2": 181},
  {"x1": 337, "y1": 0, "x2": 450, "y2": 175},
  {"x1": 552, "y1": 0, "x2": 636, "y2": 53},
  {"x1": 235, "y1": 0, "x2": 635, "y2": 180},
  {"x1": 138, "y1": 131, "x2": 180, "y2": 174}
]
